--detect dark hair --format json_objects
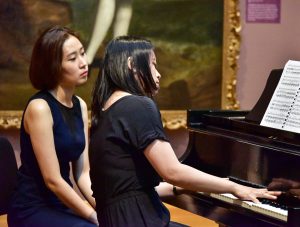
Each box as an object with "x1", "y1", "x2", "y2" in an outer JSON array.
[
  {"x1": 91, "y1": 36, "x2": 157, "y2": 129},
  {"x1": 29, "y1": 25, "x2": 81, "y2": 90}
]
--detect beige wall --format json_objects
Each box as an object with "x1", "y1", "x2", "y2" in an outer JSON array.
[{"x1": 237, "y1": 0, "x2": 300, "y2": 110}]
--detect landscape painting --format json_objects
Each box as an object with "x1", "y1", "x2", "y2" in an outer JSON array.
[{"x1": 0, "y1": 0, "x2": 223, "y2": 111}]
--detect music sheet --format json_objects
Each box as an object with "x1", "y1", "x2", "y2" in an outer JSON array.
[{"x1": 260, "y1": 60, "x2": 300, "y2": 133}]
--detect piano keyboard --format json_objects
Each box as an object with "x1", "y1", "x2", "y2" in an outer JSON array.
[{"x1": 198, "y1": 192, "x2": 288, "y2": 222}]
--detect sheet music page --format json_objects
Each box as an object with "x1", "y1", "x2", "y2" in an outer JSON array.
[{"x1": 260, "y1": 60, "x2": 300, "y2": 133}]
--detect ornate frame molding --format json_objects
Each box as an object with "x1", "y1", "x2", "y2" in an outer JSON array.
[
  {"x1": 222, "y1": 0, "x2": 241, "y2": 110},
  {"x1": 0, "y1": 111, "x2": 22, "y2": 129},
  {"x1": 0, "y1": 0, "x2": 240, "y2": 130},
  {"x1": 0, "y1": 110, "x2": 187, "y2": 130}
]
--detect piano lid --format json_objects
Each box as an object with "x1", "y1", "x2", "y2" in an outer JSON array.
[
  {"x1": 187, "y1": 109, "x2": 300, "y2": 150},
  {"x1": 187, "y1": 68, "x2": 300, "y2": 149}
]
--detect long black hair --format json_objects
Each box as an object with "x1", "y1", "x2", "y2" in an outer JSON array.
[{"x1": 91, "y1": 36, "x2": 157, "y2": 129}]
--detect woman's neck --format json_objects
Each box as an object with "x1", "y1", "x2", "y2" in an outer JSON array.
[
  {"x1": 49, "y1": 86, "x2": 74, "y2": 108},
  {"x1": 102, "y1": 90, "x2": 131, "y2": 111}
]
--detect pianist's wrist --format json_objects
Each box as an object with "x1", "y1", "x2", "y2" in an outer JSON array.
[
  {"x1": 172, "y1": 185, "x2": 189, "y2": 195},
  {"x1": 173, "y1": 185, "x2": 179, "y2": 195}
]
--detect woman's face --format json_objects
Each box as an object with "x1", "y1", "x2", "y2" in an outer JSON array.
[
  {"x1": 149, "y1": 50, "x2": 161, "y2": 91},
  {"x1": 60, "y1": 35, "x2": 88, "y2": 88}
]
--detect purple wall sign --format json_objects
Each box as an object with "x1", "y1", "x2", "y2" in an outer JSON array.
[{"x1": 246, "y1": 0, "x2": 281, "y2": 23}]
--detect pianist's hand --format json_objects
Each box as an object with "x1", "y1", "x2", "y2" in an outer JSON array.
[{"x1": 233, "y1": 185, "x2": 281, "y2": 203}]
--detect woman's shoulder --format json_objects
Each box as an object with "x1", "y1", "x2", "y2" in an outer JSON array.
[
  {"x1": 128, "y1": 95, "x2": 154, "y2": 105},
  {"x1": 25, "y1": 98, "x2": 52, "y2": 122},
  {"x1": 74, "y1": 95, "x2": 87, "y2": 109},
  {"x1": 75, "y1": 95, "x2": 88, "y2": 119},
  {"x1": 30, "y1": 90, "x2": 49, "y2": 100},
  {"x1": 26, "y1": 91, "x2": 50, "y2": 110},
  {"x1": 24, "y1": 91, "x2": 54, "y2": 111},
  {"x1": 123, "y1": 95, "x2": 158, "y2": 113}
]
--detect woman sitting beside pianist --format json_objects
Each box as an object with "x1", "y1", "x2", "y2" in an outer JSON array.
[{"x1": 8, "y1": 26, "x2": 98, "y2": 227}]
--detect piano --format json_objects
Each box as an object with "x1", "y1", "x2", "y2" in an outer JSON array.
[{"x1": 162, "y1": 69, "x2": 300, "y2": 226}]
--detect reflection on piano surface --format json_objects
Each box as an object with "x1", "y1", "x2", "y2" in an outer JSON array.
[{"x1": 161, "y1": 69, "x2": 300, "y2": 226}]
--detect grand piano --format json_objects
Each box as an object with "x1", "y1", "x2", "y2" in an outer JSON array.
[{"x1": 162, "y1": 69, "x2": 300, "y2": 226}]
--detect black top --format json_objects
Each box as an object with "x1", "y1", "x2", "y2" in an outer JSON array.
[
  {"x1": 89, "y1": 95, "x2": 170, "y2": 226},
  {"x1": 9, "y1": 90, "x2": 85, "y2": 218}
]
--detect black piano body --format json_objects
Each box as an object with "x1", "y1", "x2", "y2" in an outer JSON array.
[{"x1": 162, "y1": 69, "x2": 300, "y2": 226}]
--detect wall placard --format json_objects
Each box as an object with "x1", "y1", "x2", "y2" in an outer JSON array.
[{"x1": 246, "y1": 0, "x2": 280, "y2": 23}]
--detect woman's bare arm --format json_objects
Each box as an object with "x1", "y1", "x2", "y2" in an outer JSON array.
[
  {"x1": 144, "y1": 139, "x2": 281, "y2": 203},
  {"x1": 72, "y1": 98, "x2": 96, "y2": 209}
]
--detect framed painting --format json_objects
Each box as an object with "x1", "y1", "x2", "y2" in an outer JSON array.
[{"x1": 0, "y1": 0, "x2": 240, "y2": 129}]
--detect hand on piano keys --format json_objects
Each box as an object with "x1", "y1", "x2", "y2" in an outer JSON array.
[
  {"x1": 197, "y1": 192, "x2": 288, "y2": 222},
  {"x1": 231, "y1": 183, "x2": 282, "y2": 203},
  {"x1": 193, "y1": 177, "x2": 285, "y2": 221}
]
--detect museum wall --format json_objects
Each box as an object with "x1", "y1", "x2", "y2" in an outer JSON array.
[{"x1": 237, "y1": 0, "x2": 300, "y2": 110}]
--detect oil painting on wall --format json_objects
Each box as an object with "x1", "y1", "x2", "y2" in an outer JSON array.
[{"x1": 0, "y1": 0, "x2": 223, "y2": 111}]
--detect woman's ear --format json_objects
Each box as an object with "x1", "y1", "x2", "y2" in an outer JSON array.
[
  {"x1": 128, "y1": 57, "x2": 137, "y2": 73},
  {"x1": 127, "y1": 56, "x2": 133, "y2": 70}
]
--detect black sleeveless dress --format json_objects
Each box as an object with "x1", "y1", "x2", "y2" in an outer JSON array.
[{"x1": 8, "y1": 91, "x2": 96, "y2": 227}]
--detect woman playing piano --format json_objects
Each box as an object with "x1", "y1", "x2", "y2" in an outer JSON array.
[{"x1": 89, "y1": 36, "x2": 281, "y2": 227}]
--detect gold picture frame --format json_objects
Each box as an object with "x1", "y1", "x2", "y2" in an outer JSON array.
[{"x1": 0, "y1": 0, "x2": 240, "y2": 130}]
